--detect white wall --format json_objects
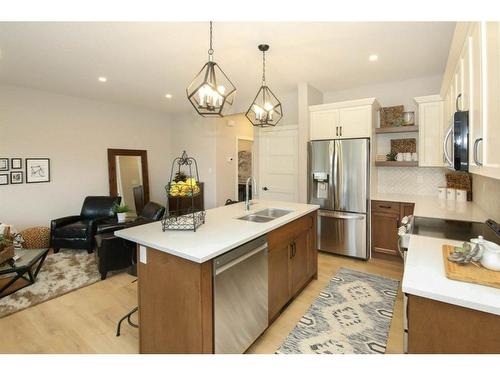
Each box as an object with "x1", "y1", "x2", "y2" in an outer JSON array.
[
  {"x1": 0, "y1": 85, "x2": 171, "y2": 229},
  {"x1": 169, "y1": 111, "x2": 217, "y2": 209},
  {"x1": 323, "y1": 75, "x2": 442, "y2": 112},
  {"x1": 215, "y1": 114, "x2": 254, "y2": 207},
  {"x1": 298, "y1": 83, "x2": 323, "y2": 203}
]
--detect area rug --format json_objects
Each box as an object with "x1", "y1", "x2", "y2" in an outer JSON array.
[
  {"x1": 277, "y1": 267, "x2": 399, "y2": 354},
  {"x1": 0, "y1": 249, "x2": 101, "y2": 318}
]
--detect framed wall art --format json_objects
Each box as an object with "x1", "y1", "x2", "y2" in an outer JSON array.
[
  {"x1": 10, "y1": 171, "x2": 23, "y2": 184},
  {"x1": 0, "y1": 158, "x2": 8, "y2": 171},
  {"x1": 26, "y1": 158, "x2": 50, "y2": 183},
  {"x1": 11, "y1": 158, "x2": 22, "y2": 170},
  {"x1": 0, "y1": 174, "x2": 8, "y2": 185}
]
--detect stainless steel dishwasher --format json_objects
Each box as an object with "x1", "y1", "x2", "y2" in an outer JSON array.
[{"x1": 213, "y1": 235, "x2": 268, "y2": 354}]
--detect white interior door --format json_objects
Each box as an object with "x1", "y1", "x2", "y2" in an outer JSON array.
[{"x1": 258, "y1": 125, "x2": 299, "y2": 202}]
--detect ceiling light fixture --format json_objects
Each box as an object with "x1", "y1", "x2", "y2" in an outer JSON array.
[
  {"x1": 368, "y1": 54, "x2": 378, "y2": 62},
  {"x1": 165, "y1": 94, "x2": 173, "y2": 99},
  {"x1": 98, "y1": 76, "x2": 107, "y2": 82},
  {"x1": 245, "y1": 44, "x2": 283, "y2": 128},
  {"x1": 186, "y1": 21, "x2": 236, "y2": 117}
]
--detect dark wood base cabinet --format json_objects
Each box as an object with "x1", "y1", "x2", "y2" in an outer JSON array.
[
  {"x1": 137, "y1": 210, "x2": 318, "y2": 353},
  {"x1": 268, "y1": 212, "x2": 318, "y2": 322},
  {"x1": 408, "y1": 294, "x2": 500, "y2": 354},
  {"x1": 371, "y1": 200, "x2": 414, "y2": 259}
]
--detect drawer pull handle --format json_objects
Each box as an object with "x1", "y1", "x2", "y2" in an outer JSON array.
[{"x1": 379, "y1": 205, "x2": 392, "y2": 209}]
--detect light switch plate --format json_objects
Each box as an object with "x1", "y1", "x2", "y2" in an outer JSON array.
[{"x1": 139, "y1": 245, "x2": 147, "y2": 264}]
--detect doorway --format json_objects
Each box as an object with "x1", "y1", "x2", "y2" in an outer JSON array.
[{"x1": 236, "y1": 137, "x2": 254, "y2": 202}]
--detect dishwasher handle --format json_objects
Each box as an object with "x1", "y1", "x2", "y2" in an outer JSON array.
[{"x1": 215, "y1": 243, "x2": 268, "y2": 275}]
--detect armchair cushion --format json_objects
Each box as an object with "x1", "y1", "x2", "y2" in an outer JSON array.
[{"x1": 53, "y1": 220, "x2": 89, "y2": 238}]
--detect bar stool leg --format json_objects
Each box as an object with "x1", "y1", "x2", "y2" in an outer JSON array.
[{"x1": 116, "y1": 306, "x2": 138, "y2": 337}]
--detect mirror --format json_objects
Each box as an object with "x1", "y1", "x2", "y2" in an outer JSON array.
[{"x1": 108, "y1": 149, "x2": 149, "y2": 217}]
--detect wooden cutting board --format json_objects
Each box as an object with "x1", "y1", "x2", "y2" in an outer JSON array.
[{"x1": 442, "y1": 245, "x2": 500, "y2": 289}]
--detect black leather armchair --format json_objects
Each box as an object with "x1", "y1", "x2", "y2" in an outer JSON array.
[
  {"x1": 94, "y1": 201, "x2": 165, "y2": 280},
  {"x1": 51, "y1": 196, "x2": 121, "y2": 254}
]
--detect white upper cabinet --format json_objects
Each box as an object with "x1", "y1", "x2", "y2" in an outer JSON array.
[
  {"x1": 309, "y1": 98, "x2": 378, "y2": 141},
  {"x1": 337, "y1": 105, "x2": 372, "y2": 138},
  {"x1": 468, "y1": 23, "x2": 484, "y2": 173},
  {"x1": 482, "y1": 22, "x2": 500, "y2": 179},
  {"x1": 309, "y1": 109, "x2": 338, "y2": 140},
  {"x1": 441, "y1": 22, "x2": 500, "y2": 180},
  {"x1": 415, "y1": 95, "x2": 444, "y2": 167}
]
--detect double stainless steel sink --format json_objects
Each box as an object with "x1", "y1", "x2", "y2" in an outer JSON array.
[{"x1": 238, "y1": 208, "x2": 293, "y2": 223}]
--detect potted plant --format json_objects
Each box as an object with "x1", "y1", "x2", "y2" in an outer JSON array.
[
  {"x1": 113, "y1": 203, "x2": 130, "y2": 223},
  {"x1": 0, "y1": 227, "x2": 15, "y2": 265}
]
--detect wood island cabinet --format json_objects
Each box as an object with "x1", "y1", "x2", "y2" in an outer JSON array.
[
  {"x1": 268, "y1": 211, "x2": 317, "y2": 321},
  {"x1": 137, "y1": 210, "x2": 318, "y2": 353},
  {"x1": 371, "y1": 200, "x2": 414, "y2": 260}
]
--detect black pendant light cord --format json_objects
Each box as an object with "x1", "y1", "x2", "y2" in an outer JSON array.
[
  {"x1": 208, "y1": 21, "x2": 214, "y2": 57},
  {"x1": 262, "y1": 50, "x2": 266, "y2": 84}
]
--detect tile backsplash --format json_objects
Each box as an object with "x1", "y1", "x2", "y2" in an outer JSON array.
[
  {"x1": 377, "y1": 167, "x2": 446, "y2": 196},
  {"x1": 472, "y1": 174, "x2": 500, "y2": 222}
]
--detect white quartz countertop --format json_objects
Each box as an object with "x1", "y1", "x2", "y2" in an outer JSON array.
[
  {"x1": 371, "y1": 192, "x2": 488, "y2": 222},
  {"x1": 402, "y1": 234, "x2": 500, "y2": 315},
  {"x1": 115, "y1": 200, "x2": 319, "y2": 263}
]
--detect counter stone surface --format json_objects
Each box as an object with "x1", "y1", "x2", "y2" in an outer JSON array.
[{"x1": 115, "y1": 200, "x2": 319, "y2": 263}]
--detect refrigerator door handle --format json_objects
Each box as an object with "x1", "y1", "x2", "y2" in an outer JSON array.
[{"x1": 318, "y1": 210, "x2": 365, "y2": 220}]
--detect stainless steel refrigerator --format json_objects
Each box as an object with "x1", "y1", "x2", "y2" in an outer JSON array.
[{"x1": 308, "y1": 138, "x2": 370, "y2": 259}]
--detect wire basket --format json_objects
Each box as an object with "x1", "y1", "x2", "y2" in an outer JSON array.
[{"x1": 162, "y1": 151, "x2": 206, "y2": 232}]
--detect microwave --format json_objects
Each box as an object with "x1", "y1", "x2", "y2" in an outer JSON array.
[{"x1": 444, "y1": 110, "x2": 469, "y2": 171}]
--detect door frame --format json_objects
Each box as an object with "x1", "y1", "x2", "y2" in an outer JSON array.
[{"x1": 234, "y1": 136, "x2": 254, "y2": 201}]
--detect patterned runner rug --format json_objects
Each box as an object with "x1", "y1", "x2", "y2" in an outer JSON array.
[
  {"x1": 0, "y1": 249, "x2": 101, "y2": 318},
  {"x1": 277, "y1": 267, "x2": 399, "y2": 354}
]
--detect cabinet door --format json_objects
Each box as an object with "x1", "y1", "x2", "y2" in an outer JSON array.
[
  {"x1": 400, "y1": 203, "x2": 415, "y2": 219},
  {"x1": 461, "y1": 37, "x2": 471, "y2": 112},
  {"x1": 469, "y1": 23, "x2": 484, "y2": 171},
  {"x1": 338, "y1": 105, "x2": 371, "y2": 138},
  {"x1": 371, "y1": 211, "x2": 400, "y2": 257},
  {"x1": 268, "y1": 242, "x2": 291, "y2": 320},
  {"x1": 482, "y1": 22, "x2": 500, "y2": 179},
  {"x1": 291, "y1": 229, "x2": 310, "y2": 296},
  {"x1": 418, "y1": 101, "x2": 444, "y2": 167},
  {"x1": 310, "y1": 109, "x2": 338, "y2": 140}
]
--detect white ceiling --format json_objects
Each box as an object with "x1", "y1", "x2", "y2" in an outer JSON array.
[{"x1": 0, "y1": 22, "x2": 455, "y2": 113}]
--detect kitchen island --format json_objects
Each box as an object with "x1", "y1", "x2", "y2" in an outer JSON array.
[
  {"x1": 116, "y1": 200, "x2": 319, "y2": 354},
  {"x1": 403, "y1": 233, "x2": 500, "y2": 354}
]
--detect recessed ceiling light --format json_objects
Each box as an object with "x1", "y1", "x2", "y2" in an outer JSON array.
[
  {"x1": 165, "y1": 94, "x2": 173, "y2": 99},
  {"x1": 98, "y1": 77, "x2": 107, "y2": 82},
  {"x1": 368, "y1": 54, "x2": 378, "y2": 62}
]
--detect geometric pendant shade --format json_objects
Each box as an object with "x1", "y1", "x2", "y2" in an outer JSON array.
[
  {"x1": 186, "y1": 22, "x2": 236, "y2": 117},
  {"x1": 245, "y1": 44, "x2": 283, "y2": 127}
]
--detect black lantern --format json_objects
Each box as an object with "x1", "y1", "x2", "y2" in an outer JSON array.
[
  {"x1": 245, "y1": 44, "x2": 283, "y2": 127},
  {"x1": 186, "y1": 21, "x2": 236, "y2": 117}
]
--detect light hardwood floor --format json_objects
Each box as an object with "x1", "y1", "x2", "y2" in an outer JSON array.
[{"x1": 0, "y1": 252, "x2": 403, "y2": 354}]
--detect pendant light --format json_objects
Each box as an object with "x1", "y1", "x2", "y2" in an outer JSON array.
[
  {"x1": 186, "y1": 21, "x2": 236, "y2": 117},
  {"x1": 245, "y1": 44, "x2": 283, "y2": 127}
]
